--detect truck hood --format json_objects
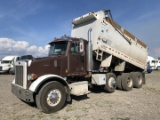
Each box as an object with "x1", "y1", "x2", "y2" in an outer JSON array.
[
  {"x1": 28, "y1": 55, "x2": 66, "y2": 77},
  {"x1": 0, "y1": 63, "x2": 10, "y2": 67}
]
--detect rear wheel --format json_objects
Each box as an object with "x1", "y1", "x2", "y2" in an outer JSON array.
[
  {"x1": 36, "y1": 81, "x2": 66, "y2": 113},
  {"x1": 122, "y1": 73, "x2": 133, "y2": 91},
  {"x1": 132, "y1": 72, "x2": 143, "y2": 88},
  {"x1": 104, "y1": 73, "x2": 117, "y2": 93},
  {"x1": 116, "y1": 75, "x2": 123, "y2": 90}
]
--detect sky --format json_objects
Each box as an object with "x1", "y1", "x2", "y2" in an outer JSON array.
[{"x1": 0, "y1": 0, "x2": 160, "y2": 59}]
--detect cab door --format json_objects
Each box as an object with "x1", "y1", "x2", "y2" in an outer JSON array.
[{"x1": 68, "y1": 40, "x2": 86, "y2": 75}]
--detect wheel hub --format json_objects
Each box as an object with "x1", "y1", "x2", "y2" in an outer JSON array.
[
  {"x1": 108, "y1": 77, "x2": 116, "y2": 88},
  {"x1": 47, "y1": 89, "x2": 61, "y2": 107},
  {"x1": 127, "y1": 78, "x2": 133, "y2": 87},
  {"x1": 50, "y1": 93, "x2": 58, "y2": 103}
]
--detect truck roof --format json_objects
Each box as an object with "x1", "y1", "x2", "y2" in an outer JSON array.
[
  {"x1": 2, "y1": 56, "x2": 17, "y2": 61},
  {"x1": 49, "y1": 36, "x2": 87, "y2": 45}
]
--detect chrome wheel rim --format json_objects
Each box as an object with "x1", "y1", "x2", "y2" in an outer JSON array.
[
  {"x1": 127, "y1": 77, "x2": 133, "y2": 87},
  {"x1": 47, "y1": 89, "x2": 61, "y2": 107},
  {"x1": 108, "y1": 77, "x2": 116, "y2": 88}
]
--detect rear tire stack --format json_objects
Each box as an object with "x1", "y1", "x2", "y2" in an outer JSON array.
[{"x1": 116, "y1": 72, "x2": 144, "y2": 91}]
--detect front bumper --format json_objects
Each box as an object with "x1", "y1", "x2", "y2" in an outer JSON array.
[{"x1": 11, "y1": 84, "x2": 34, "y2": 103}]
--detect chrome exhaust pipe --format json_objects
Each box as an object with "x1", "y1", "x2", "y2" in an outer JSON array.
[{"x1": 87, "y1": 28, "x2": 93, "y2": 73}]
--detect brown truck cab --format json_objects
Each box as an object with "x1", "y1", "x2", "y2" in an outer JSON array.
[
  {"x1": 12, "y1": 36, "x2": 90, "y2": 113},
  {"x1": 28, "y1": 37, "x2": 88, "y2": 78}
]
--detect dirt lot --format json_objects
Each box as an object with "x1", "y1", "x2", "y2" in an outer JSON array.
[{"x1": 0, "y1": 72, "x2": 160, "y2": 120}]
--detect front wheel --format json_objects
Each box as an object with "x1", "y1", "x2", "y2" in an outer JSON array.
[{"x1": 36, "y1": 81, "x2": 66, "y2": 113}]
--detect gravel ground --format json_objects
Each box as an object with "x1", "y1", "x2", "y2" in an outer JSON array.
[{"x1": 0, "y1": 71, "x2": 160, "y2": 120}]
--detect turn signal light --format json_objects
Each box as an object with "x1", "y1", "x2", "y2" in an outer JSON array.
[{"x1": 28, "y1": 73, "x2": 38, "y2": 81}]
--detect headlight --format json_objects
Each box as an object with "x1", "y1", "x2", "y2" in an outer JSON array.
[{"x1": 28, "y1": 73, "x2": 38, "y2": 81}]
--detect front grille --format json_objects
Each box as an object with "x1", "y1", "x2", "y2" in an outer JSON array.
[{"x1": 15, "y1": 66, "x2": 23, "y2": 86}]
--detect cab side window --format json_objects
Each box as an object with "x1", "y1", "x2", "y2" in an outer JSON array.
[
  {"x1": 16, "y1": 57, "x2": 20, "y2": 61},
  {"x1": 70, "y1": 41, "x2": 80, "y2": 54}
]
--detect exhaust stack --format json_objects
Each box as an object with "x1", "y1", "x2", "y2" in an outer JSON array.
[{"x1": 87, "y1": 28, "x2": 93, "y2": 73}]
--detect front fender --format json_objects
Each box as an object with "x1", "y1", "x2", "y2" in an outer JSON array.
[{"x1": 29, "y1": 74, "x2": 69, "y2": 93}]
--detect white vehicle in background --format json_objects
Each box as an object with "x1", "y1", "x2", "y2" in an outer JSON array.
[
  {"x1": 147, "y1": 56, "x2": 160, "y2": 70},
  {"x1": 9, "y1": 55, "x2": 34, "y2": 74},
  {"x1": 0, "y1": 56, "x2": 20, "y2": 74},
  {"x1": 155, "y1": 59, "x2": 160, "y2": 70},
  {"x1": 147, "y1": 56, "x2": 155, "y2": 70}
]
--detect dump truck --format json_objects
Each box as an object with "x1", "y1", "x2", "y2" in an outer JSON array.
[{"x1": 11, "y1": 10, "x2": 148, "y2": 113}]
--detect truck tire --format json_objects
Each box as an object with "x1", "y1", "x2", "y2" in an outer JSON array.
[
  {"x1": 104, "y1": 73, "x2": 116, "y2": 93},
  {"x1": 132, "y1": 72, "x2": 143, "y2": 88},
  {"x1": 116, "y1": 75, "x2": 123, "y2": 90},
  {"x1": 122, "y1": 73, "x2": 133, "y2": 91},
  {"x1": 36, "y1": 81, "x2": 66, "y2": 113}
]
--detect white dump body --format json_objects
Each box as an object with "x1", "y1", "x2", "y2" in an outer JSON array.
[{"x1": 71, "y1": 10, "x2": 148, "y2": 70}]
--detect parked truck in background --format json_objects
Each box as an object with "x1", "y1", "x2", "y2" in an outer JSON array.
[
  {"x1": 0, "y1": 56, "x2": 20, "y2": 74},
  {"x1": 12, "y1": 10, "x2": 148, "y2": 113},
  {"x1": 147, "y1": 56, "x2": 160, "y2": 70},
  {"x1": 9, "y1": 55, "x2": 34, "y2": 74}
]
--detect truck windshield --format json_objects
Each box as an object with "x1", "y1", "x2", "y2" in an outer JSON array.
[
  {"x1": 49, "y1": 41, "x2": 68, "y2": 56},
  {"x1": 1, "y1": 60, "x2": 11, "y2": 64}
]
